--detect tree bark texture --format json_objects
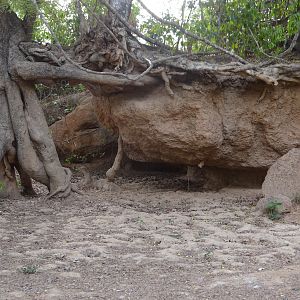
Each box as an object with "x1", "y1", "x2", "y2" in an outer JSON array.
[
  {"x1": 0, "y1": 11, "x2": 73, "y2": 198},
  {"x1": 109, "y1": 0, "x2": 133, "y2": 23}
]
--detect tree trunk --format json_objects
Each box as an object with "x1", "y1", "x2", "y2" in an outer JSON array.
[
  {"x1": 0, "y1": 11, "x2": 73, "y2": 198},
  {"x1": 76, "y1": 0, "x2": 89, "y2": 36},
  {"x1": 109, "y1": 0, "x2": 133, "y2": 23}
]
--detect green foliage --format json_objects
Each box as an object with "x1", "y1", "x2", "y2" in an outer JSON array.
[
  {"x1": 16, "y1": 178, "x2": 21, "y2": 187},
  {"x1": 130, "y1": 2, "x2": 140, "y2": 26},
  {"x1": 64, "y1": 150, "x2": 105, "y2": 164},
  {"x1": 33, "y1": 0, "x2": 78, "y2": 46},
  {"x1": 1, "y1": 0, "x2": 107, "y2": 46},
  {"x1": 0, "y1": 181, "x2": 5, "y2": 192},
  {"x1": 36, "y1": 82, "x2": 85, "y2": 100},
  {"x1": 138, "y1": 0, "x2": 300, "y2": 58},
  {"x1": 2, "y1": 0, "x2": 300, "y2": 59},
  {"x1": 0, "y1": 0, "x2": 76, "y2": 45},
  {"x1": 32, "y1": 0, "x2": 108, "y2": 46},
  {"x1": 266, "y1": 200, "x2": 282, "y2": 220},
  {"x1": 21, "y1": 265, "x2": 37, "y2": 274},
  {"x1": 64, "y1": 104, "x2": 76, "y2": 114},
  {"x1": 65, "y1": 154, "x2": 87, "y2": 164},
  {"x1": 0, "y1": 0, "x2": 35, "y2": 16},
  {"x1": 140, "y1": 14, "x2": 180, "y2": 50}
]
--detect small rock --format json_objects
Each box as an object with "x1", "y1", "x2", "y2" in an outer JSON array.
[
  {"x1": 256, "y1": 195, "x2": 293, "y2": 214},
  {"x1": 96, "y1": 179, "x2": 121, "y2": 192},
  {"x1": 262, "y1": 148, "x2": 300, "y2": 200}
]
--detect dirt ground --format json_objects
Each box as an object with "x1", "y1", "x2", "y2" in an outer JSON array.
[{"x1": 1, "y1": 170, "x2": 300, "y2": 300}]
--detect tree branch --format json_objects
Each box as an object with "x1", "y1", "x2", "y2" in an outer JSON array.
[
  {"x1": 165, "y1": 58, "x2": 300, "y2": 85},
  {"x1": 76, "y1": 0, "x2": 89, "y2": 36},
  {"x1": 79, "y1": 0, "x2": 145, "y2": 67},
  {"x1": 12, "y1": 62, "x2": 156, "y2": 86},
  {"x1": 136, "y1": 0, "x2": 248, "y2": 64},
  {"x1": 279, "y1": 31, "x2": 300, "y2": 58},
  {"x1": 248, "y1": 28, "x2": 286, "y2": 63},
  {"x1": 106, "y1": 135, "x2": 123, "y2": 181},
  {"x1": 98, "y1": 0, "x2": 173, "y2": 51},
  {"x1": 259, "y1": 31, "x2": 300, "y2": 67},
  {"x1": 31, "y1": 0, "x2": 134, "y2": 77}
]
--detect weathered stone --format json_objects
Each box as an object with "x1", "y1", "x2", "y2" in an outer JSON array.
[
  {"x1": 256, "y1": 195, "x2": 293, "y2": 214},
  {"x1": 95, "y1": 179, "x2": 121, "y2": 192},
  {"x1": 262, "y1": 148, "x2": 300, "y2": 200},
  {"x1": 50, "y1": 96, "x2": 116, "y2": 158},
  {"x1": 93, "y1": 82, "x2": 300, "y2": 169}
]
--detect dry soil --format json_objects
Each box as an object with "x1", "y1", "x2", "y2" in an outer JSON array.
[{"x1": 1, "y1": 173, "x2": 300, "y2": 300}]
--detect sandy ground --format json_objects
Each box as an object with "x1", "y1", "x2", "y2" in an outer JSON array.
[{"x1": 1, "y1": 173, "x2": 300, "y2": 300}]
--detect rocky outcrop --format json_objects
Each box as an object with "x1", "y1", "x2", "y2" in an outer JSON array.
[
  {"x1": 93, "y1": 81, "x2": 300, "y2": 170},
  {"x1": 50, "y1": 96, "x2": 115, "y2": 158},
  {"x1": 262, "y1": 148, "x2": 300, "y2": 199}
]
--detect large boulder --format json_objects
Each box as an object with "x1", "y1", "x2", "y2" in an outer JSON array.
[
  {"x1": 93, "y1": 81, "x2": 300, "y2": 169},
  {"x1": 262, "y1": 148, "x2": 300, "y2": 199},
  {"x1": 50, "y1": 96, "x2": 115, "y2": 158}
]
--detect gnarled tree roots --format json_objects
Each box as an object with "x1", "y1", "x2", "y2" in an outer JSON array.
[
  {"x1": 0, "y1": 79, "x2": 75, "y2": 199},
  {"x1": 106, "y1": 135, "x2": 124, "y2": 181},
  {"x1": 0, "y1": 11, "x2": 77, "y2": 199}
]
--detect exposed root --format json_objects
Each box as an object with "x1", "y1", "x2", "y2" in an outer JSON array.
[
  {"x1": 1, "y1": 10, "x2": 82, "y2": 200},
  {"x1": 14, "y1": 62, "x2": 148, "y2": 87},
  {"x1": 5, "y1": 79, "x2": 49, "y2": 187},
  {"x1": 71, "y1": 185, "x2": 83, "y2": 196},
  {"x1": 3, "y1": 156, "x2": 14, "y2": 180},
  {"x1": 15, "y1": 162, "x2": 36, "y2": 196},
  {"x1": 45, "y1": 168, "x2": 83, "y2": 199},
  {"x1": 98, "y1": 0, "x2": 173, "y2": 51},
  {"x1": 257, "y1": 87, "x2": 268, "y2": 103},
  {"x1": 0, "y1": 158, "x2": 20, "y2": 199},
  {"x1": 78, "y1": 165, "x2": 94, "y2": 189},
  {"x1": 60, "y1": 184, "x2": 72, "y2": 199},
  {"x1": 161, "y1": 71, "x2": 174, "y2": 97},
  {"x1": 106, "y1": 135, "x2": 124, "y2": 181},
  {"x1": 45, "y1": 167, "x2": 72, "y2": 199},
  {"x1": 78, "y1": 166, "x2": 120, "y2": 192}
]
